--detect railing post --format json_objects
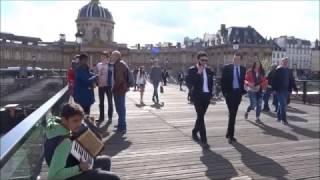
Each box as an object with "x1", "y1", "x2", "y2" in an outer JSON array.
[{"x1": 303, "y1": 81, "x2": 307, "y2": 104}]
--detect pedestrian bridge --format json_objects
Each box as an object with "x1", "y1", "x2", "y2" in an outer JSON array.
[{"x1": 1, "y1": 83, "x2": 319, "y2": 179}]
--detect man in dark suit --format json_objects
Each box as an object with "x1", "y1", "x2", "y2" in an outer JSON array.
[
  {"x1": 220, "y1": 53, "x2": 246, "y2": 144},
  {"x1": 186, "y1": 51, "x2": 213, "y2": 148}
]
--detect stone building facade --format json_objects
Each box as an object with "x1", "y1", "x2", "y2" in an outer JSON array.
[
  {"x1": 274, "y1": 36, "x2": 312, "y2": 70},
  {"x1": 1, "y1": 0, "x2": 274, "y2": 76}
]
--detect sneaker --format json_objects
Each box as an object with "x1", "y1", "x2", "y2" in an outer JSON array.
[
  {"x1": 244, "y1": 112, "x2": 249, "y2": 120},
  {"x1": 117, "y1": 129, "x2": 127, "y2": 134},
  {"x1": 282, "y1": 121, "x2": 289, "y2": 125},
  {"x1": 277, "y1": 119, "x2": 281, "y2": 122},
  {"x1": 255, "y1": 119, "x2": 262, "y2": 124}
]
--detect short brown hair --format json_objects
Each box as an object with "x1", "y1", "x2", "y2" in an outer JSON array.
[
  {"x1": 101, "y1": 51, "x2": 110, "y2": 57},
  {"x1": 61, "y1": 103, "x2": 84, "y2": 120},
  {"x1": 234, "y1": 52, "x2": 242, "y2": 59},
  {"x1": 197, "y1": 51, "x2": 208, "y2": 60}
]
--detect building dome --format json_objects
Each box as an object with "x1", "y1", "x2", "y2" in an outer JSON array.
[{"x1": 78, "y1": 0, "x2": 113, "y2": 21}]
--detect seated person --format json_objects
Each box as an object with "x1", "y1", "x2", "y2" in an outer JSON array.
[{"x1": 45, "y1": 103, "x2": 120, "y2": 180}]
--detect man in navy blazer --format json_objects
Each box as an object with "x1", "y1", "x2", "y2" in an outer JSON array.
[
  {"x1": 186, "y1": 51, "x2": 214, "y2": 148},
  {"x1": 220, "y1": 53, "x2": 246, "y2": 144}
]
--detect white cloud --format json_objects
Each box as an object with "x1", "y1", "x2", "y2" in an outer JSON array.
[{"x1": 1, "y1": 0, "x2": 319, "y2": 46}]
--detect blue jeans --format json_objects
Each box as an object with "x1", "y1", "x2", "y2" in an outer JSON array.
[
  {"x1": 263, "y1": 88, "x2": 271, "y2": 110},
  {"x1": 152, "y1": 82, "x2": 160, "y2": 103},
  {"x1": 276, "y1": 91, "x2": 288, "y2": 121},
  {"x1": 273, "y1": 94, "x2": 278, "y2": 112},
  {"x1": 114, "y1": 95, "x2": 126, "y2": 130},
  {"x1": 246, "y1": 91, "x2": 263, "y2": 118}
]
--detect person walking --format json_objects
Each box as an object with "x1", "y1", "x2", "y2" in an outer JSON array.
[
  {"x1": 272, "y1": 57, "x2": 298, "y2": 125},
  {"x1": 162, "y1": 68, "x2": 169, "y2": 86},
  {"x1": 136, "y1": 66, "x2": 147, "y2": 105},
  {"x1": 150, "y1": 59, "x2": 162, "y2": 104},
  {"x1": 96, "y1": 51, "x2": 114, "y2": 123},
  {"x1": 220, "y1": 53, "x2": 246, "y2": 144},
  {"x1": 178, "y1": 71, "x2": 184, "y2": 91},
  {"x1": 187, "y1": 51, "x2": 213, "y2": 149},
  {"x1": 262, "y1": 64, "x2": 277, "y2": 112},
  {"x1": 244, "y1": 60, "x2": 268, "y2": 123},
  {"x1": 67, "y1": 56, "x2": 78, "y2": 97},
  {"x1": 74, "y1": 53, "x2": 97, "y2": 115},
  {"x1": 133, "y1": 67, "x2": 139, "y2": 91},
  {"x1": 111, "y1": 50, "x2": 129, "y2": 133}
]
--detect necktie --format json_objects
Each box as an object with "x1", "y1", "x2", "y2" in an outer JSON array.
[{"x1": 236, "y1": 66, "x2": 240, "y2": 83}]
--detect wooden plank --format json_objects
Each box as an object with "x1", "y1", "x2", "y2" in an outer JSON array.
[{"x1": 38, "y1": 83, "x2": 320, "y2": 180}]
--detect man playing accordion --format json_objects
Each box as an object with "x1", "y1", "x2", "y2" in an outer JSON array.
[{"x1": 45, "y1": 103, "x2": 120, "y2": 180}]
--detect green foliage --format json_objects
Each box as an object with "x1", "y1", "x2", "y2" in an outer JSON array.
[{"x1": 260, "y1": 58, "x2": 272, "y2": 73}]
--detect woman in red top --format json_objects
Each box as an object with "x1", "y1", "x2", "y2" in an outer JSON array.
[
  {"x1": 244, "y1": 60, "x2": 268, "y2": 123},
  {"x1": 67, "y1": 60, "x2": 77, "y2": 96}
]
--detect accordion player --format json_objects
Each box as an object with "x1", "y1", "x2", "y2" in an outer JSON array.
[{"x1": 70, "y1": 125, "x2": 104, "y2": 169}]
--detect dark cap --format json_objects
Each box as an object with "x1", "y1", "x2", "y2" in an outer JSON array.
[{"x1": 79, "y1": 53, "x2": 89, "y2": 61}]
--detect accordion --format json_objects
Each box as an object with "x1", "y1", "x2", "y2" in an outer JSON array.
[{"x1": 70, "y1": 126, "x2": 104, "y2": 169}]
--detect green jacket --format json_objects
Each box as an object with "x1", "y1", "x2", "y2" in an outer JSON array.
[{"x1": 46, "y1": 116, "x2": 81, "y2": 180}]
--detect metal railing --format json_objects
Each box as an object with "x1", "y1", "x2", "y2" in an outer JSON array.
[
  {"x1": 0, "y1": 86, "x2": 68, "y2": 180},
  {"x1": 295, "y1": 80, "x2": 320, "y2": 104}
]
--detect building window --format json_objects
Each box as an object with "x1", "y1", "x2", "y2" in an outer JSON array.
[{"x1": 277, "y1": 53, "x2": 279, "y2": 58}]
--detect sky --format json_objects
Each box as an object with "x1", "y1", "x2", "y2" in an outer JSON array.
[{"x1": 1, "y1": 0, "x2": 319, "y2": 46}]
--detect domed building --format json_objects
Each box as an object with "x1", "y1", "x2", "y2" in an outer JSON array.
[{"x1": 76, "y1": 0, "x2": 114, "y2": 44}]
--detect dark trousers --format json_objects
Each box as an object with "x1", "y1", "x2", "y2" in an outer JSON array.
[
  {"x1": 81, "y1": 105, "x2": 91, "y2": 115},
  {"x1": 67, "y1": 156, "x2": 120, "y2": 180},
  {"x1": 263, "y1": 88, "x2": 272, "y2": 110},
  {"x1": 163, "y1": 79, "x2": 167, "y2": 86},
  {"x1": 152, "y1": 82, "x2": 160, "y2": 104},
  {"x1": 225, "y1": 90, "x2": 242, "y2": 138},
  {"x1": 98, "y1": 86, "x2": 113, "y2": 120},
  {"x1": 179, "y1": 80, "x2": 183, "y2": 90},
  {"x1": 192, "y1": 93, "x2": 211, "y2": 144}
]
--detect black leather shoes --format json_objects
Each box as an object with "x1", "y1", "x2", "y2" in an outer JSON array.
[
  {"x1": 228, "y1": 137, "x2": 237, "y2": 144},
  {"x1": 201, "y1": 142, "x2": 210, "y2": 149},
  {"x1": 192, "y1": 133, "x2": 199, "y2": 141}
]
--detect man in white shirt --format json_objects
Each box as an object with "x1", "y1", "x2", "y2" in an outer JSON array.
[
  {"x1": 186, "y1": 51, "x2": 214, "y2": 149},
  {"x1": 97, "y1": 51, "x2": 113, "y2": 122}
]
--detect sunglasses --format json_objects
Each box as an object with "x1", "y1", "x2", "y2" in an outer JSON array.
[{"x1": 200, "y1": 59, "x2": 208, "y2": 62}]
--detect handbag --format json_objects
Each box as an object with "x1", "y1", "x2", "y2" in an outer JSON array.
[{"x1": 160, "y1": 85, "x2": 164, "y2": 93}]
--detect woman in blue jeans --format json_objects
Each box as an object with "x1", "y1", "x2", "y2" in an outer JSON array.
[{"x1": 244, "y1": 61, "x2": 268, "y2": 123}]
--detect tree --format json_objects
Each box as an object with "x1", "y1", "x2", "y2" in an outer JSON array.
[{"x1": 260, "y1": 57, "x2": 272, "y2": 73}]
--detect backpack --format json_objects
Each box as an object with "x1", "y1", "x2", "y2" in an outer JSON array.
[
  {"x1": 44, "y1": 135, "x2": 69, "y2": 166},
  {"x1": 120, "y1": 60, "x2": 134, "y2": 87}
]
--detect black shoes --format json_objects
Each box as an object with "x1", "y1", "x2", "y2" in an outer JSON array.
[
  {"x1": 192, "y1": 131, "x2": 200, "y2": 141},
  {"x1": 228, "y1": 137, "x2": 237, "y2": 144},
  {"x1": 226, "y1": 134, "x2": 237, "y2": 144},
  {"x1": 244, "y1": 112, "x2": 248, "y2": 120},
  {"x1": 201, "y1": 143, "x2": 210, "y2": 149}
]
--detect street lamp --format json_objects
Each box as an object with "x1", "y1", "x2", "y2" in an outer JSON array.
[
  {"x1": 59, "y1": 33, "x2": 65, "y2": 84},
  {"x1": 233, "y1": 40, "x2": 239, "y2": 51},
  {"x1": 32, "y1": 56, "x2": 36, "y2": 78},
  {"x1": 75, "y1": 31, "x2": 83, "y2": 53}
]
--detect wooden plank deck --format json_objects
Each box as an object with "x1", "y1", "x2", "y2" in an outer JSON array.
[{"x1": 40, "y1": 83, "x2": 320, "y2": 179}]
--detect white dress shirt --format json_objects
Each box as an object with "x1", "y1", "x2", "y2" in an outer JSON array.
[{"x1": 202, "y1": 68, "x2": 209, "y2": 93}]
